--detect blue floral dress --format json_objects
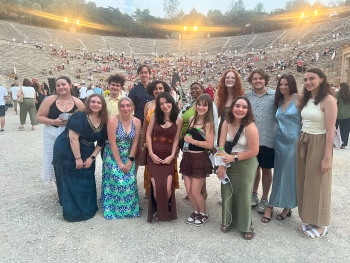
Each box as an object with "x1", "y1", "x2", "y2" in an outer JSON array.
[{"x1": 101, "y1": 118, "x2": 140, "y2": 219}]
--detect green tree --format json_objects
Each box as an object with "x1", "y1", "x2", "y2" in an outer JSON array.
[
  {"x1": 254, "y1": 2, "x2": 265, "y2": 13},
  {"x1": 163, "y1": 0, "x2": 179, "y2": 19}
]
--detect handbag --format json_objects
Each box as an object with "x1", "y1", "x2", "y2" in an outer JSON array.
[
  {"x1": 137, "y1": 145, "x2": 148, "y2": 166},
  {"x1": 224, "y1": 125, "x2": 244, "y2": 154},
  {"x1": 17, "y1": 93, "x2": 24, "y2": 103}
]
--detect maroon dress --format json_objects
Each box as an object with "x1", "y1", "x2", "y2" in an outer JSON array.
[{"x1": 147, "y1": 122, "x2": 177, "y2": 222}]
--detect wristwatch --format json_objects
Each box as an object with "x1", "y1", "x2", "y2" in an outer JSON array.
[
  {"x1": 129, "y1": 157, "x2": 135, "y2": 162},
  {"x1": 90, "y1": 155, "x2": 96, "y2": 160},
  {"x1": 234, "y1": 154, "x2": 238, "y2": 162}
]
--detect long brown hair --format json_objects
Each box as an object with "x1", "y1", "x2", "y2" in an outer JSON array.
[
  {"x1": 301, "y1": 68, "x2": 331, "y2": 106},
  {"x1": 191, "y1": 93, "x2": 214, "y2": 133},
  {"x1": 274, "y1": 74, "x2": 298, "y2": 108},
  {"x1": 216, "y1": 69, "x2": 244, "y2": 116},
  {"x1": 339, "y1": 82, "x2": 350, "y2": 104},
  {"x1": 226, "y1": 96, "x2": 255, "y2": 126},
  {"x1": 83, "y1": 94, "x2": 108, "y2": 125}
]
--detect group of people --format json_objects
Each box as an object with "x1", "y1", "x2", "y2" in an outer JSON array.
[{"x1": 36, "y1": 63, "x2": 347, "y2": 241}]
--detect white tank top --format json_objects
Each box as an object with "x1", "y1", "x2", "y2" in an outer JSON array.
[
  {"x1": 226, "y1": 127, "x2": 249, "y2": 153},
  {"x1": 301, "y1": 99, "x2": 326, "y2": 134}
]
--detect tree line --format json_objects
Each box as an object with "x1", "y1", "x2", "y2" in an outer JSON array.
[{"x1": 0, "y1": 0, "x2": 349, "y2": 38}]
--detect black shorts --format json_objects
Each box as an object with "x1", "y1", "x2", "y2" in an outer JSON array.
[
  {"x1": 257, "y1": 146, "x2": 275, "y2": 169},
  {"x1": 0, "y1": 105, "x2": 5, "y2": 116}
]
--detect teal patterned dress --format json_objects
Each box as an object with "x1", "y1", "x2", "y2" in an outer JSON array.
[{"x1": 101, "y1": 118, "x2": 140, "y2": 219}]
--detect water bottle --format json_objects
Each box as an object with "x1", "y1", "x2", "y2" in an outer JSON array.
[
  {"x1": 183, "y1": 133, "x2": 191, "y2": 152},
  {"x1": 197, "y1": 128, "x2": 206, "y2": 139},
  {"x1": 216, "y1": 147, "x2": 231, "y2": 168}
]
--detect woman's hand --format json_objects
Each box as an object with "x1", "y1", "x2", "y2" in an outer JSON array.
[
  {"x1": 75, "y1": 158, "x2": 84, "y2": 169},
  {"x1": 216, "y1": 166, "x2": 226, "y2": 180},
  {"x1": 162, "y1": 155, "x2": 174, "y2": 164},
  {"x1": 117, "y1": 161, "x2": 127, "y2": 174},
  {"x1": 124, "y1": 160, "x2": 133, "y2": 173},
  {"x1": 83, "y1": 157, "x2": 93, "y2": 169},
  {"x1": 53, "y1": 117, "x2": 67, "y2": 127},
  {"x1": 184, "y1": 134, "x2": 192, "y2": 143},
  {"x1": 222, "y1": 154, "x2": 234, "y2": 164},
  {"x1": 320, "y1": 157, "x2": 331, "y2": 174},
  {"x1": 151, "y1": 153, "x2": 162, "y2": 164}
]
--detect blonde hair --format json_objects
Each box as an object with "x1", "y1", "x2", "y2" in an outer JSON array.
[{"x1": 118, "y1": 97, "x2": 135, "y2": 111}]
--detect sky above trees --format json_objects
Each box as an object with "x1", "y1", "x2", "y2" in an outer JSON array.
[{"x1": 92, "y1": 0, "x2": 330, "y2": 17}]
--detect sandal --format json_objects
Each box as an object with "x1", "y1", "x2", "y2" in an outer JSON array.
[
  {"x1": 303, "y1": 226, "x2": 328, "y2": 240},
  {"x1": 340, "y1": 146, "x2": 345, "y2": 149},
  {"x1": 276, "y1": 209, "x2": 292, "y2": 220},
  {"x1": 298, "y1": 224, "x2": 313, "y2": 232},
  {"x1": 220, "y1": 224, "x2": 232, "y2": 233},
  {"x1": 261, "y1": 206, "x2": 273, "y2": 223},
  {"x1": 242, "y1": 229, "x2": 255, "y2": 240},
  {"x1": 18, "y1": 126, "x2": 24, "y2": 131}
]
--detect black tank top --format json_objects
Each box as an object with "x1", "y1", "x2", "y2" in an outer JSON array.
[
  {"x1": 188, "y1": 127, "x2": 206, "y2": 151},
  {"x1": 48, "y1": 97, "x2": 78, "y2": 127}
]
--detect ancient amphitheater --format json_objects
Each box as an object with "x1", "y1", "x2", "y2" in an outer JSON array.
[{"x1": 1, "y1": 16, "x2": 350, "y2": 89}]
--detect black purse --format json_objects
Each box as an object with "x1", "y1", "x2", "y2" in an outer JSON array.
[{"x1": 224, "y1": 125, "x2": 244, "y2": 153}]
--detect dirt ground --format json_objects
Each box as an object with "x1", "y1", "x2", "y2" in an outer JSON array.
[{"x1": 1, "y1": 110, "x2": 350, "y2": 263}]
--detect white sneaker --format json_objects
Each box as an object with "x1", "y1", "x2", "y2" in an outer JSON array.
[{"x1": 257, "y1": 200, "x2": 268, "y2": 214}]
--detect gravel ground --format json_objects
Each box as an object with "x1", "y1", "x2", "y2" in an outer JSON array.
[{"x1": 1, "y1": 110, "x2": 350, "y2": 263}]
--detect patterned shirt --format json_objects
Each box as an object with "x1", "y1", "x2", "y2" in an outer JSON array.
[{"x1": 245, "y1": 88, "x2": 276, "y2": 148}]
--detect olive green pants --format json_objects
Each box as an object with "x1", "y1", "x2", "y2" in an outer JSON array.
[{"x1": 19, "y1": 98, "x2": 37, "y2": 126}]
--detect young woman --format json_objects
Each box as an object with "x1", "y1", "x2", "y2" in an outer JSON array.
[
  {"x1": 17, "y1": 78, "x2": 37, "y2": 131},
  {"x1": 146, "y1": 92, "x2": 182, "y2": 222},
  {"x1": 101, "y1": 97, "x2": 141, "y2": 219},
  {"x1": 296, "y1": 68, "x2": 337, "y2": 239},
  {"x1": 52, "y1": 94, "x2": 108, "y2": 222},
  {"x1": 335, "y1": 82, "x2": 350, "y2": 149},
  {"x1": 180, "y1": 93, "x2": 214, "y2": 227},
  {"x1": 37, "y1": 76, "x2": 84, "y2": 188},
  {"x1": 142, "y1": 81, "x2": 179, "y2": 199},
  {"x1": 217, "y1": 96, "x2": 259, "y2": 240},
  {"x1": 261, "y1": 74, "x2": 302, "y2": 223}
]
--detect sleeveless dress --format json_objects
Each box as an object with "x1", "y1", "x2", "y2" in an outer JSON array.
[
  {"x1": 144, "y1": 107, "x2": 179, "y2": 196},
  {"x1": 269, "y1": 99, "x2": 301, "y2": 209},
  {"x1": 42, "y1": 98, "x2": 77, "y2": 184},
  {"x1": 52, "y1": 111, "x2": 106, "y2": 222},
  {"x1": 101, "y1": 119, "x2": 140, "y2": 219},
  {"x1": 296, "y1": 99, "x2": 332, "y2": 226},
  {"x1": 147, "y1": 122, "x2": 178, "y2": 222},
  {"x1": 221, "y1": 127, "x2": 258, "y2": 232}
]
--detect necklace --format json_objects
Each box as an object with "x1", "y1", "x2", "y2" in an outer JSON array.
[
  {"x1": 57, "y1": 97, "x2": 73, "y2": 111},
  {"x1": 164, "y1": 119, "x2": 171, "y2": 122}
]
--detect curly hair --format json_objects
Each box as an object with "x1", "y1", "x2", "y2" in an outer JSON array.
[
  {"x1": 301, "y1": 68, "x2": 331, "y2": 107},
  {"x1": 146, "y1": 80, "x2": 170, "y2": 96},
  {"x1": 107, "y1": 74, "x2": 125, "y2": 87},
  {"x1": 216, "y1": 69, "x2": 244, "y2": 116},
  {"x1": 274, "y1": 74, "x2": 298, "y2": 108},
  {"x1": 155, "y1": 92, "x2": 179, "y2": 125},
  {"x1": 247, "y1": 69, "x2": 270, "y2": 86},
  {"x1": 226, "y1": 96, "x2": 255, "y2": 126}
]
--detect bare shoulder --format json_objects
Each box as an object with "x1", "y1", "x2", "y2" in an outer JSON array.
[
  {"x1": 245, "y1": 122, "x2": 258, "y2": 133},
  {"x1": 133, "y1": 117, "x2": 141, "y2": 126},
  {"x1": 324, "y1": 94, "x2": 337, "y2": 104},
  {"x1": 296, "y1": 93, "x2": 304, "y2": 100},
  {"x1": 73, "y1": 97, "x2": 85, "y2": 108}
]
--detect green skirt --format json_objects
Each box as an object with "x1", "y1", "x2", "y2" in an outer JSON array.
[{"x1": 221, "y1": 157, "x2": 258, "y2": 232}]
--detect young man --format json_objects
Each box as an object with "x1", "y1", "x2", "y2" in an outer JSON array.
[
  {"x1": 105, "y1": 74, "x2": 125, "y2": 118},
  {"x1": 9, "y1": 83, "x2": 20, "y2": 115},
  {"x1": 0, "y1": 84, "x2": 9, "y2": 132},
  {"x1": 128, "y1": 64, "x2": 154, "y2": 166},
  {"x1": 245, "y1": 69, "x2": 277, "y2": 213}
]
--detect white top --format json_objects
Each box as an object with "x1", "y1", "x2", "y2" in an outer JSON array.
[
  {"x1": 86, "y1": 90, "x2": 94, "y2": 97},
  {"x1": 0, "y1": 86, "x2": 9, "y2": 106},
  {"x1": 10, "y1": 86, "x2": 19, "y2": 100},
  {"x1": 79, "y1": 86, "x2": 87, "y2": 98},
  {"x1": 301, "y1": 99, "x2": 326, "y2": 134},
  {"x1": 22, "y1": 86, "x2": 35, "y2": 98},
  {"x1": 226, "y1": 127, "x2": 249, "y2": 153}
]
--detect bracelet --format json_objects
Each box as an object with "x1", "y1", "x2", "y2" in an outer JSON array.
[
  {"x1": 75, "y1": 157, "x2": 81, "y2": 160},
  {"x1": 52, "y1": 119, "x2": 54, "y2": 125}
]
